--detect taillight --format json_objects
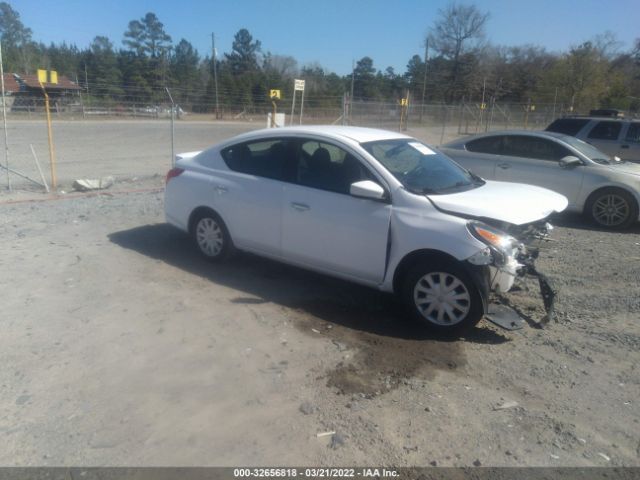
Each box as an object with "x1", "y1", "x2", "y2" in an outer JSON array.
[{"x1": 166, "y1": 167, "x2": 184, "y2": 184}]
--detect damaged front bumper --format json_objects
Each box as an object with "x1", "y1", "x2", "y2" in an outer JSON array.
[{"x1": 469, "y1": 221, "x2": 557, "y2": 325}]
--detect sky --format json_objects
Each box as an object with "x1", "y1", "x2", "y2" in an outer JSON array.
[{"x1": 11, "y1": 0, "x2": 640, "y2": 75}]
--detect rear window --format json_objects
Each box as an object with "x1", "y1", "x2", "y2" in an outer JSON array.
[
  {"x1": 587, "y1": 121, "x2": 622, "y2": 141},
  {"x1": 465, "y1": 136, "x2": 503, "y2": 154},
  {"x1": 545, "y1": 118, "x2": 589, "y2": 136},
  {"x1": 221, "y1": 138, "x2": 290, "y2": 180},
  {"x1": 624, "y1": 123, "x2": 640, "y2": 143}
]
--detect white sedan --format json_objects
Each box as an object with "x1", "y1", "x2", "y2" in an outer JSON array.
[
  {"x1": 441, "y1": 131, "x2": 640, "y2": 229},
  {"x1": 165, "y1": 126, "x2": 567, "y2": 334}
]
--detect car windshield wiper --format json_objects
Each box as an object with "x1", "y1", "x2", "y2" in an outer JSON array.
[
  {"x1": 437, "y1": 181, "x2": 472, "y2": 192},
  {"x1": 407, "y1": 186, "x2": 438, "y2": 194},
  {"x1": 468, "y1": 171, "x2": 486, "y2": 185}
]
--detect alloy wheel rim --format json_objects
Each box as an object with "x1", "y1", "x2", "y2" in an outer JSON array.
[
  {"x1": 593, "y1": 194, "x2": 629, "y2": 227},
  {"x1": 196, "y1": 218, "x2": 223, "y2": 256},
  {"x1": 413, "y1": 272, "x2": 471, "y2": 326}
]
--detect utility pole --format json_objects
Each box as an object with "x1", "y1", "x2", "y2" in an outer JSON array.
[
  {"x1": 420, "y1": 38, "x2": 428, "y2": 123},
  {"x1": 211, "y1": 33, "x2": 220, "y2": 119},
  {"x1": 350, "y1": 59, "x2": 355, "y2": 123}
]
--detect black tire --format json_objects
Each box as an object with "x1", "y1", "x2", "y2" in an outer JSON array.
[
  {"x1": 190, "y1": 210, "x2": 234, "y2": 262},
  {"x1": 400, "y1": 259, "x2": 484, "y2": 335},
  {"x1": 585, "y1": 188, "x2": 638, "y2": 230}
]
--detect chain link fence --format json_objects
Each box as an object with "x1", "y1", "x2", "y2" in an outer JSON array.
[{"x1": 0, "y1": 93, "x2": 572, "y2": 192}]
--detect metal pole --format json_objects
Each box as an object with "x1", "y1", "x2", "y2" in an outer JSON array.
[
  {"x1": 271, "y1": 100, "x2": 277, "y2": 128},
  {"x1": 30, "y1": 144, "x2": 49, "y2": 192},
  {"x1": 290, "y1": 89, "x2": 296, "y2": 126},
  {"x1": 211, "y1": 33, "x2": 220, "y2": 119},
  {"x1": 165, "y1": 87, "x2": 175, "y2": 166},
  {"x1": 552, "y1": 87, "x2": 558, "y2": 119},
  {"x1": 0, "y1": 40, "x2": 10, "y2": 191},
  {"x1": 350, "y1": 59, "x2": 355, "y2": 123},
  {"x1": 420, "y1": 38, "x2": 428, "y2": 124},
  {"x1": 40, "y1": 83, "x2": 57, "y2": 190},
  {"x1": 299, "y1": 87, "x2": 304, "y2": 125}
]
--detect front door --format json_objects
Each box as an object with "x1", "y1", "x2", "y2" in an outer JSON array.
[
  {"x1": 493, "y1": 135, "x2": 585, "y2": 208},
  {"x1": 281, "y1": 139, "x2": 391, "y2": 283}
]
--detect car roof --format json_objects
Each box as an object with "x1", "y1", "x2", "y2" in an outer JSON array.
[
  {"x1": 552, "y1": 116, "x2": 639, "y2": 123},
  {"x1": 222, "y1": 125, "x2": 412, "y2": 145},
  {"x1": 442, "y1": 129, "x2": 571, "y2": 147}
]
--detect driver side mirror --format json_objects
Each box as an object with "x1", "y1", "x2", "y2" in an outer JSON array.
[
  {"x1": 559, "y1": 155, "x2": 582, "y2": 169},
  {"x1": 350, "y1": 180, "x2": 387, "y2": 201}
]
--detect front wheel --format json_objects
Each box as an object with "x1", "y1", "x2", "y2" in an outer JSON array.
[
  {"x1": 585, "y1": 188, "x2": 638, "y2": 229},
  {"x1": 400, "y1": 260, "x2": 484, "y2": 334}
]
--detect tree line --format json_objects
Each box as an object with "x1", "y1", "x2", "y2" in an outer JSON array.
[{"x1": 1, "y1": 1, "x2": 639, "y2": 114}]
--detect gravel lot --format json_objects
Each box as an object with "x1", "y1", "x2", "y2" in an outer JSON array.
[
  {"x1": 1, "y1": 119, "x2": 639, "y2": 467},
  {"x1": 1, "y1": 175, "x2": 639, "y2": 467}
]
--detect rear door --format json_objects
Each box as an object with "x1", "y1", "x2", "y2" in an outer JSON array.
[
  {"x1": 215, "y1": 138, "x2": 291, "y2": 256},
  {"x1": 280, "y1": 138, "x2": 391, "y2": 283},
  {"x1": 450, "y1": 136, "x2": 502, "y2": 179},
  {"x1": 493, "y1": 135, "x2": 584, "y2": 207}
]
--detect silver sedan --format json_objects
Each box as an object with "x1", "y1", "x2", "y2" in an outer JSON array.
[{"x1": 441, "y1": 131, "x2": 640, "y2": 229}]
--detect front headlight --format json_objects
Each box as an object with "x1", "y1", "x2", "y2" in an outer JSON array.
[{"x1": 467, "y1": 221, "x2": 519, "y2": 265}]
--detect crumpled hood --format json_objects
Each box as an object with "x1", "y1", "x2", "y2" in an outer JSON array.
[{"x1": 428, "y1": 180, "x2": 569, "y2": 225}]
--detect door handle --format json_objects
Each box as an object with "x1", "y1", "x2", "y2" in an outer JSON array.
[
  {"x1": 291, "y1": 202, "x2": 310, "y2": 211},
  {"x1": 497, "y1": 163, "x2": 511, "y2": 169},
  {"x1": 215, "y1": 185, "x2": 228, "y2": 194}
]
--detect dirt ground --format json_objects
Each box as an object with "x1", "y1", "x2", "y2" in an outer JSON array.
[{"x1": 1, "y1": 173, "x2": 639, "y2": 467}]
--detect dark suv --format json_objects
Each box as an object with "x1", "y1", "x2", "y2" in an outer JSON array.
[{"x1": 545, "y1": 117, "x2": 640, "y2": 163}]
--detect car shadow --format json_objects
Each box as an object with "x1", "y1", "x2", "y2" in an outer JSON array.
[
  {"x1": 108, "y1": 224, "x2": 509, "y2": 345},
  {"x1": 550, "y1": 212, "x2": 640, "y2": 234}
]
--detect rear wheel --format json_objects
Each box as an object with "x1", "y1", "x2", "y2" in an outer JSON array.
[
  {"x1": 585, "y1": 188, "x2": 637, "y2": 229},
  {"x1": 191, "y1": 211, "x2": 233, "y2": 261},
  {"x1": 400, "y1": 260, "x2": 484, "y2": 334}
]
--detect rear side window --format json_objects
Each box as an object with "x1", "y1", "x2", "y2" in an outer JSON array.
[
  {"x1": 502, "y1": 136, "x2": 571, "y2": 161},
  {"x1": 221, "y1": 138, "x2": 290, "y2": 180},
  {"x1": 625, "y1": 123, "x2": 640, "y2": 143},
  {"x1": 545, "y1": 118, "x2": 589, "y2": 136},
  {"x1": 587, "y1": 121, "x2": 622, "y2": 141},
  {"x1": 465, "y1": 136, "x2": 503, "y2": 154}
]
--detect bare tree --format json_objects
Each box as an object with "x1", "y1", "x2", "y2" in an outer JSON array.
[{"x1": 428, "y1": 2, "x2": 489, "y2": 101}]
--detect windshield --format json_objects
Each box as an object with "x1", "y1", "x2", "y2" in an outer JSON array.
[
  {"x1": 561, "y1": 135, "x2": 619, "y2": 164},
  {"x1": 361, "y1": 139, "x2": 484, "y2": 194}
]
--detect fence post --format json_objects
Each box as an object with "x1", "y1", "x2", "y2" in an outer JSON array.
[{"x1": 439, "y1": 104, "x2": 448, "y2": 145}]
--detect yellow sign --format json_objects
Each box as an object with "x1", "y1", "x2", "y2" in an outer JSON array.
[
  {"x1": 530, "y1": 105, "x2": 536, "y2": 111},
  {"x1": 269, "y1": 89, "x2": 281, "y2": 99},
  {"x1": 400, "y1": 98, "x2": 408, "y2": 106},
  {"x1": 37, "y1": 69, "x2": 59, "y2": 84},
  {"x1": 480, "y1": 103, "x2": 487, "y2": 110}
]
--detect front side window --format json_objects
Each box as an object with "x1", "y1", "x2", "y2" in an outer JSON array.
[
  {"x1": 221, "y1": 138, "x2": 290, "y2": 180},
  {"x1": 361, "y1": 139, "x2": 483, "y2": 195},
  {"x1": 294, "y1": 140, "x2": 374, "y2": 194},
  {"x1": 588, "y1": 121, "x2": 622, "y2": 141},
  {"x1": 502, "y1": 136, "x2": 570, "y2": 161}
]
